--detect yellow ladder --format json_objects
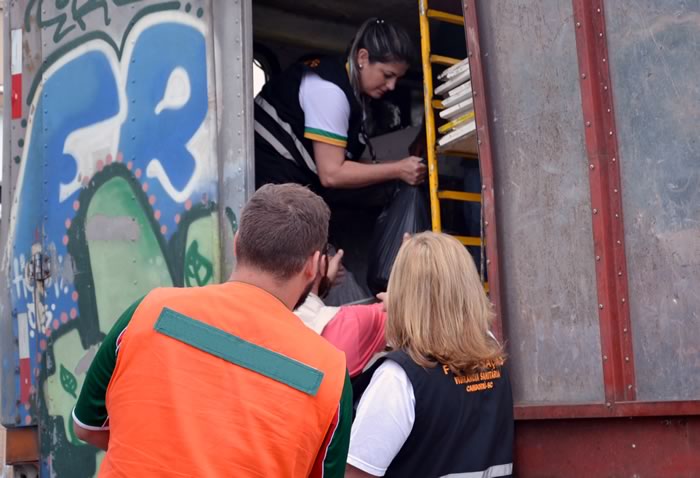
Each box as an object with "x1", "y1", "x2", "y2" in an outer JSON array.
[{"x1": 419, "y1": 0, "x2": 486, "y2": 287}]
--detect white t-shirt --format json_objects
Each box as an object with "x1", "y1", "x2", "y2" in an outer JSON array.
[
  {"x1": 347, "y1": 360, "x2": 416, "y2": 477},
  {"x1": 299, "y1": 72, "x2": 351, "y2": 148}
]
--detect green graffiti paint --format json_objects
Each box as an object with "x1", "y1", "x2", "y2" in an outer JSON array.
[
  {"x1": 185, "y1": 240, "x2": 214, "y2": 287},
  {"x1": 85, "y1": 175, "x2": 173, "y2": 333},
  {"x1": 59, "y1": 364, "x2": 78, "y2": 398},
  {"x1": 225, "y1": 206, "x2": 238, "y2": 234}
]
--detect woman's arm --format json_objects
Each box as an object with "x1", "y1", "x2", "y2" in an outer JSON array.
[
  {"x1": 314, "y1": 142, "x2": 426, "y2": 189},
  {"x1": 345, "y1": 465, "x2": 379, "y2": 478}
]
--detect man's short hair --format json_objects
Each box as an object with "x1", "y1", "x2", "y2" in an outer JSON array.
[{"x1": 236, "y1": 184, "x2": 330, "y2": 279}]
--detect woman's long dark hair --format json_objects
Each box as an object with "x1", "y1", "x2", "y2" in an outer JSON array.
[{"x1": 346, "y1": 18, "x2": 413, "y2": 160}]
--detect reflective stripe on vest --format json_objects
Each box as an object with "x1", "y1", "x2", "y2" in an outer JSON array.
[{"x1": 154, "y1": 307, "x2": 324, "y2": 396}]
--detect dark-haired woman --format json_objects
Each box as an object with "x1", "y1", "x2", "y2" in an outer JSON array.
[{"x1": 254, "y1": 18, "x2": 426, "y2": 203}]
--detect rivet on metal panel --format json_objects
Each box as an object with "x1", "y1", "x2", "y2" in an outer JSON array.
[
  {"x1": 615, "y1": 213, "x2": 620, "y2": 218},
  {"x1": 607, "y1": 108, "x2": 611, "y2": 113},
  {"x1": 597, "y1": 7, "x2": 601, "y2": 13},
  {"x1": 623, "y1": 328, "x2": 628, "y2": 333},
  {"x1": 621, "y1": 298, "x2": 626, "y2": 303},
  {"x1": 606, "y1": 402, "x2": 611, "y2": 407},
  {"x1": 599, "y1": 32, "x2": 603, "y2": 38},
  {"x1": 602, "y1": 58, "x2": 607, "y2": 63},
  {"x1": 589, "y1": 164, "x2": 595, "y2": 170},
  {"x1": 604, "y1": 85, "x2": 608, "y2": 91},
  {"x1": 609, "y1": 131, "x2": 614, "y2": 136},
  {"x1": 631, "y1": 444, "x2": 636, "y2": 449},
  {"x1": 613, "y1": 188, "x2": 618, "y2": 193},
  {"x1": 599, "y1": 304, "x2": 604, "y2": 309},
  {"x1": 473, "y1": 91, "x2": 478, "y2": 97},
  {"x1": 484, "y1": 221, "x2": 489, "y2": 226},
  {"x1": 628, "y1": 384, "x2": 633, "y2": 390},
  {"x1": 592, "y1": 208, "x2": 598, "y2": 214},
  {"x1": 596, "y1": 255, "x2": 601, "y2": 261},
  {"x1": 616, "y1": 240, "x2": 622, "y2": 245},
  {"x1": 611, "y1": 157, "x2": 616, "y2": 162},
  {"x1": 625, "y1": 356, "x2": 630, "y2": 362},
  {"x1": 586, "y1": 121, "x2": 591, "y2": 127},
  {"x1": 576, "y1": 21, "x2": 581, "y2": 28},
  {"x1": 477, "y1": 139, "x2": 482, "y2": 145},
  {"x1": 581, "y1": 73, "x2": 587, "y2": 79},
  {"x1": 482, "y1": 185, "x2": 486, "y2": 190},
  {"x1": 603, "y1": 355, "x2": 608, "y2": 361},
  {"x1": 618, "y1": 270, "x2": 622, "y2": 276}
]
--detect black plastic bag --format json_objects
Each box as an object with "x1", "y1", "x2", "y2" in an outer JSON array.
[{"x1": 367, "y1": 184, "x2": 431, "y2": 294}]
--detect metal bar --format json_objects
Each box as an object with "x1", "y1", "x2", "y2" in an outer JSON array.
[
  {"x1": 430, "y1": 54, "x2": 461, "y2": 66},
  {"x1": 571, "y1": 0, "x2": 635, "y2": 402},
  {"x1": 426, "y1": 9, "x2": 465, "y2": 26},
  {"x1": 4, "y1": 427, "x2": 38, "y2": 465},
  {"x1": 419, "y1": 0, "x2": 442, "y2": 231},
  {"x1": 437, "y1": 190, "x2": 481, "y2": 203},
  {"x1": 462, "y1": 0, "x2": 503, "y2": 340},
  {"x1": 454, "y1": 235, "x2": 481, "y2": 247},
  {"x1": 515, "y1": 400, "x2": 700, "y2": 421}
]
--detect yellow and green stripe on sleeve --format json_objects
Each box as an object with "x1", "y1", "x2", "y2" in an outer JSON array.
[{"x1": 304, "y1": 128, "x2": 348, "y2": 148}]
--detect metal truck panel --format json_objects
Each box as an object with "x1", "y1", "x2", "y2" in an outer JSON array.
[
  {"x1": 476, "y1": 0, "x2": 604, "y2": 404},
  {"x1": 605, "y1": 0, "x2": 700, "y2": 401},
  {"x1": 1, "y1": 0, "x2": 253, "y2": 475}
]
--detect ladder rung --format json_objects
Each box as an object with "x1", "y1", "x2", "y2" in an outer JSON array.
[
  {"x1": 430, "y1": 54, "x2": 460, "y2": 66},
  {"x1": 432, "y1": 99, "x2": 444, "y2": 110},
  {"x1": 454, "y1": 235, "x2": 482, "y2": 247},
  {"x1": 426, "y1": 9, "x2": 464, "y2": 26},
  {"x1": 438, "y1": 191, "x2": 481, "y2": 202}
]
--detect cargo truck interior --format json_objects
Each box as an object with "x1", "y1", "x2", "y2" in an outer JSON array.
[{"x1": 252, "y1": 0, "x2": 485, "y2": 303}]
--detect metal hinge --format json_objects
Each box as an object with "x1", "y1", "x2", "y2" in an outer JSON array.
[{"x1": 28, "y1": 252, "x2": 51, "y2": 283}]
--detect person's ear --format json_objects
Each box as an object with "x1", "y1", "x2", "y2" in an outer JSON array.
[
  {"x1": 304, "y1": 251, "x2": 322, "y2": 281},
  {"x1": 233, "y1": 232, "x2": 240, "y2": 258},
  {"x1": 357, "y1": 48, "x2": 370, "y2": 68}
]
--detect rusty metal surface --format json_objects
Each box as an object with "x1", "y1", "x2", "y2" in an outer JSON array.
[
  {"x1": 476, "y1": 0, "x2": 604, "y2": 404},
  {"x1": 461, "y1": 0, "x2": 503, "y2": 340},
  {"x1": 515, "y1": 416, "x2": 700, "y2": 477},
  {"x1": 605, "y1": 0, "x2": 700, "y2": 401},
  {"x1": 571, "y1": 0, "x2": 636, "y2": 403},
  {"x1": 516, "y1": 400, "x2": 700, "y2": 420},
  {"x1": 4, "y1": 426, "x2": 38, "y2": 465}
]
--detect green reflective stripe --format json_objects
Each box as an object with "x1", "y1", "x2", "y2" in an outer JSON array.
[
  {"x1": 304, "y1": 127, "x2": 347, "y2": 142},
  {"x1": 154, "y1": 308, "x2": 324, "y2": 396}
]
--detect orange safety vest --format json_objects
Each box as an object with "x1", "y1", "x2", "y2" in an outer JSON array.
[{"x1": 101, "y1": 282, "x2": 347, "y2": 477}]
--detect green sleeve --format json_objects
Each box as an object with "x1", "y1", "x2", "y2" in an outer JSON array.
[
  {"x1": 323, "y1": 372, "x2": 353, "y2": 477},
  {"x1": 72, "y1": 298, "x2": 144, "y2": 429}
]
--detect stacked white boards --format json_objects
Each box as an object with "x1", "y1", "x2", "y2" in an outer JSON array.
[{"x1": 435, "y1": 58, "x2": 478, "y2": 155}]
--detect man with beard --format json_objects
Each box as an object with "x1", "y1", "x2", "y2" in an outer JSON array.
[{"x1": 71, "y1": 184, "x2": 352, "y2": 477}]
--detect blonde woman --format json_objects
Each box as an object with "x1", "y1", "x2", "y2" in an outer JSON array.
[{"x1": 346, "y1": 232, "x2": 514, "y2": 478}]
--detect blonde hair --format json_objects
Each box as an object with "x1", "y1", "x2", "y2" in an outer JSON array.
[{"x1": 386, "y1": 232, "x2": 505, "y2": 374}]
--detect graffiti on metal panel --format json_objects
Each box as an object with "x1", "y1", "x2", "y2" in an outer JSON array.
[
  {"x1": 5, "y1": 4, "x2": 235, "y2": 477},
  {"x1": 24, "y1": 0, "x2": 148, "y2": 44}
]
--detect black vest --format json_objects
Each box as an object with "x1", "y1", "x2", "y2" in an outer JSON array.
[
  {"x1": 254, "y1": 56, "x2": 365, "y2": 189},
  {"x1": 383, "y1": 350, "x2": 514, "y2": 478}
]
